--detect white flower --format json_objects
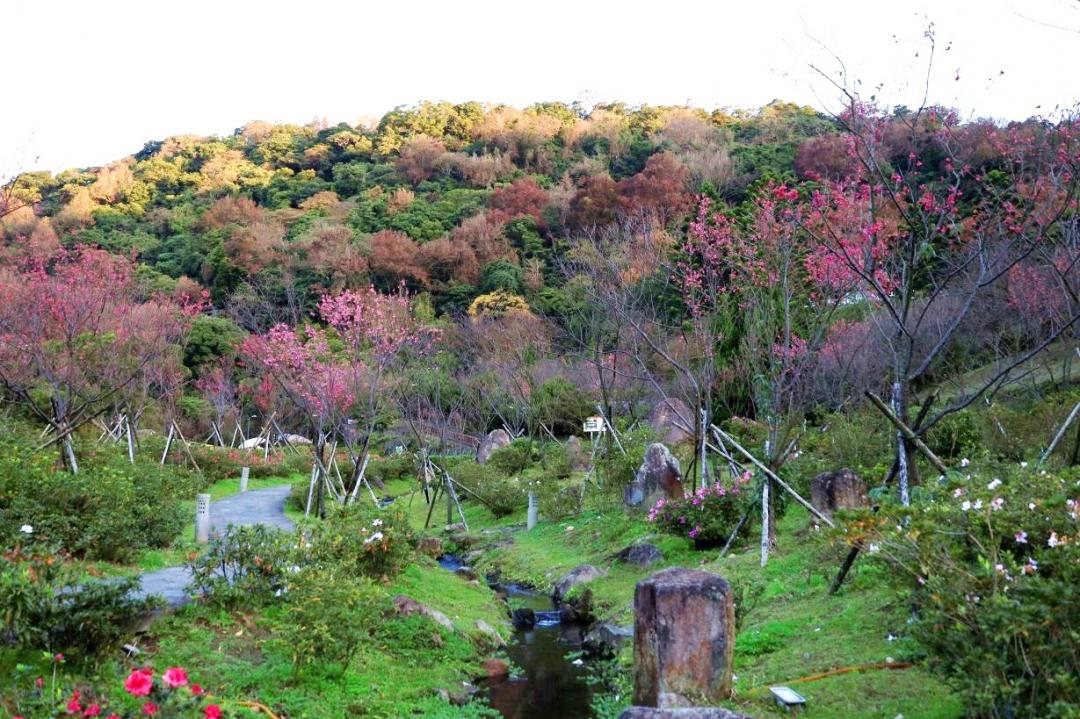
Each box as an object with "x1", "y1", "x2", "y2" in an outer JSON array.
[
  {"x1": 961, "y1": 501, "x2": 972, "y2": 511},
  {"x1": 1029, "y1": 502, "x2": 1037, "y2": 510},
  {"x1": 990, "y1": 497, "x2": 1004, "y2": 511},
  {"x1": 1048, "y1": 532, "x2": 1062, "y2": 548},
  {"x1": 953, "y1": 488, "x2": 964, "y2": 498},
  {"x1": 372, "y1": 518, "x2": 383, "y2": 527},
  {"x1": 868, "y1": 543, "x2": 881, "y2": 554},
  {"x1": 987, "y1": 478, "x2": 1002, "y2": 490},
  {"x1": 364, "y1": 531, "x2": 384, "y2": 544},
  {"x1": 1020, "y1": 461, "x2": 1029, "y2": 469},
  {"x1": 960, "y1": 458, "x2": 970, "y2": 468},
  {"x1": 973, "y1": 500, "x2": 983, "y2": 510},
  {"x1": 1015, "y1": 531, "x2": 1028, "y2": 544},
  {"x1": 19, "y1": 524, "x2": 33, "y2": 534}
]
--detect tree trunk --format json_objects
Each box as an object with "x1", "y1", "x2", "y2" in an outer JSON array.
[{"x1": 892, "y1": 381, "x2": 911, "y2": 507}]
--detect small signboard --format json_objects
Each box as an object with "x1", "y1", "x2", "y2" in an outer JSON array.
[{"x1": 583, "y1": 416, "x2": 606, "y2": 434}]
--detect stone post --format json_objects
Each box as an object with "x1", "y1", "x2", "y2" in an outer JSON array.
[
  {"x1": 527, "y1": 491, "x2": 538, "y2": 530},
  {"x1": 633, "y1": 567, "x2": 735, "y2": 708},
  {"x1": 240, "y1": 466, "x2": 250, "y2": 493},
  {"x1": 195, "y1": 493, "x2": 211, "y2": 544}
]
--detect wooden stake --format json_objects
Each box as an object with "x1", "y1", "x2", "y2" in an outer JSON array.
[
  {"x1": 865, "y1": 392, "x2": 948, "y2": 476},
  {"x1": 1038, "y1": 400, "x2": 1080, "y2": 467}
]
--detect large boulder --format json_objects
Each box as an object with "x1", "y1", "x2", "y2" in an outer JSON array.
[
  {"x1": 553, "y1": 564, "x2": 607, "y2": 601},
  {"x1": 565, "y1": 435, "x2": 590, "y2": 470},
  {"x1": 619, "y1": 709, "x2": 752, "y2": 719},
  {"x1": 810, "y1": 468, "x2": 869, "y2": 518},
  {"x1": 616, "y1": 542, "x2": 664, "y2": 567},
  {"x1": 584, "y1": 623, "x2": 634, "y2": 656},
  {"x1": 633, "y1": 567, "x2": 736, "y2": 707},
  {"x1": 649, "y1": 398, "x2": 695, "y2": 445},
  {"x1": 477, "y1": 429, "x2": 512, "y2": 464},
  {"x1": 625, "y1": 444, "x2": 683, "y2": 509}
]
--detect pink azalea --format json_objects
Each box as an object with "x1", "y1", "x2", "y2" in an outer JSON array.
[
  {"x1": 205, "y1": 705, "x2": 223, "y2": 719},
  {"x1": 162, "y1": 667, "x2": 188, "y2": 688},
  {"x1": 124, "y1": 670, "x2": 154, "y2": 697}
]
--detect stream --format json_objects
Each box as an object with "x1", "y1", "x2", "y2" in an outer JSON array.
[{"x1": 438, "y1": 555, "x2": 594, "y2": 719}]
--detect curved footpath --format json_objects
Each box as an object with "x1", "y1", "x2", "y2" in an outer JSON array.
[{"x1": 134, "y1": 484, "x2": 295, "y2": 607}]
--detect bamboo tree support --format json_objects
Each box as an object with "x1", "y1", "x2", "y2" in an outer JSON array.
[
  {"x1": 595, "y1": 403, "x2": 627, "y2": 456},
  {"x1": 125, "y1": 415, "x2": 136, "y2": 464},
  {"x1": 698, "y1": 407, "x2": 709, "y2": 493},
  {"x1": 160, "y1": 423, "x2": 175, "y2": 465},
  {"x1": 759, "y1": 478, "x2": 770, "y2": 567},
  {"x1": 348, "y1": 453, "x2": 374, "y2": 504},
  {"x1": 1037, "y1": 400, "x2": 1080, "y2": 467},
  {"x1": 719, "y1": 508, "x2": 751, "y2": 557},
  {"x1": 865, "y1": 392, "x2": 949, "y2": 476},
  {"x1": 709, "y1": 427, "x2": 745, "y2": 479},
  {"x1": 711, "y1": 424, "x2": 835, "y2": 528},
  {"x1": 423, "y1": 475, "x2": 442, "y2": 530},
  {"x1": 171, "y1": 421, "x2": 203, "y2": 474},
  {"x1": 271, "y1": 417, "x2": 301, "y2": 455},
  {"x1": 443, "y1": 471, "x2": 468, "y2": 531},
  {"x1": 303, "y1": 463, "x2": 319, "y2": 519}
]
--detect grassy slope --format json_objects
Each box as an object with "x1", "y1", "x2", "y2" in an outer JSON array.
[{"x1": 451, "y1": 499, "x2": 964, "y2": 719}]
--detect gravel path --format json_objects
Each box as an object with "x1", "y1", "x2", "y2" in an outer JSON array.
[{"x1": 134, "y1": 484, "x2": 294, "y2": 607}]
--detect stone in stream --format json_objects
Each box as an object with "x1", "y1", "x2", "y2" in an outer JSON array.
[
  {"x1": 553, "y1": 564, "x2": 607, "y2": 601},
  {"x1": 810, "y1": 468, "x2": 869, "y2": 519},
  {"x1": 584, "y1": 623, "x2": 634, "y2": 656},
  {"x1": 633, "y1": 567, "x2": 736, "y2": 708},
  {"x1": 480, "y1": 658, "x2": 510, "y2": 679},
  {"x1": 622, "y1": 706, "x2": 751, "y2": 719},
  {"x1": 477, "y1": 429, "x2": 512, "y2": 464},
  {"x1": 649, "y1": 397, "x2": 695, "y2": 445},
  {"x1": 511, "y1": 607, "x2": 537, "y2": 628},
  {"x1": 417, "y1": 537, "x2": 444, "y2": 558},
  {"x1": 474, "y1": 619, "x2": 506, "y2": 647},
  {"x1": 616, "y1": 542, "x2": 664, "y2": 567},
  {"x1": 393, "y1": 595, "x2": 455, "y2": 632},
  {"x1": 625, "y1": 444, "x2": 683, "y2": 509}
]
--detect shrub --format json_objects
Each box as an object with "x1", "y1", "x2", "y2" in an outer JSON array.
[
  {"x1": 530, "y1": 378, "x2": 593, "y2": 436},
  {"x1": 536, "y1": 476, "x2": 584, "y2": 521},
  {"x1": 0, "y1": 443, "x2": 194, "y2": 562},
  {"x1": 187, "y1": 524, "x2": 296, "y2": 608},
  {"x1": 540, "y1": 442, "x2": 573, "y2": 480},
  {"x1": 850, "y1": 464, "x2": 1080, "y2": 717},
  {"x1": 366, "y1": 453, "x2": 417, "y2": 487},
  {"x1": 647, "y1": 473, "x2": 753, "y2": 547},
  {"x1": 0, "y1": 543, "x2": 159, "y2": 664},
  {"x1": 488, "y1": 439, "x2": 533, "y2": 476},
  {"x1": 925, "y1": 410, "x2": 981, "y2": 460},
  {"x1": 281, "y1": 568, "x2": 390, "y2": 674},
  {"x1": 306, "y1": 502, "x2": 413, "y2": 578}
]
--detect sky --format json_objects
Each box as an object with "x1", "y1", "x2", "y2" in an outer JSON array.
[{"x1": 3, "y1": 0, "x2": 1079, "y2": 174}]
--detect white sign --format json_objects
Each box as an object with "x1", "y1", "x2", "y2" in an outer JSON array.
[{"x1": 583, "y1": 416, "x2": 606, "y2": 434}]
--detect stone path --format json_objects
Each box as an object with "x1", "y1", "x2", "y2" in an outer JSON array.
[{"x1": 134, "y1": 484, "x2": 294, "y2": 607}]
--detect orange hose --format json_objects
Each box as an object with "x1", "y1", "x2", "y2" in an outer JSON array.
[{"x1": 236, "y1": 700, "x2": 281, "y2": 718}]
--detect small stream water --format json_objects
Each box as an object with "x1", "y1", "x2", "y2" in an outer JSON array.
[{"x1": 438, "y1": 555, "x2": 594, "y2": 719}]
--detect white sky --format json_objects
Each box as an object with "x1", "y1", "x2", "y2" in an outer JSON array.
[{"x1": 3, "y1": 0, "x2": 1079, "y2": 174}]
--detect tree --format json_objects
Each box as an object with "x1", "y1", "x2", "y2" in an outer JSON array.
[
  {"x1": 367, "y1": 230, "x2": 428, "y2": 291},
  {"x1": 0, "y1": 248, "x2": 193, "y2": 471},
  {"x1": 618, "y1": 152, "x2": 693, "y2": 225}
]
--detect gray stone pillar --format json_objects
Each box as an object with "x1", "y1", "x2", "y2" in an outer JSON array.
[
  {"x1": 195, "y1": 493, "x2": 211, "y2": 544},
  {"x1": 527, "y1": 491, "x2": 538, "y2": 530},
  {"x1": 240, "y1": 466, "x2": 250, "y2": 493},
  {"x1": 633, "y1": 567, "x2": 735, "y2": 707}
]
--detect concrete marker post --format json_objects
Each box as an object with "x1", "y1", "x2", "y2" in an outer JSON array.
[
  {"x1": 527, "y1": 491, "x2": 538, "y2": 530},
  {"x1": 240, "y1": 466, "x2": 250, "y2": 493},
  {"x1": 195, "y1": 493, "x2": 211, "y2": 544}
]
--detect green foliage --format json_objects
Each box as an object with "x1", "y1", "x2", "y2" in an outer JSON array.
[
  {"x1": 186, "y1": 524, "x2": 296, "y2": 608},
  {"x1": 854, "y1": 465, "x2": 1080, "y2": 717},
  {"x1": 487, "y1": 439, "x2": 534, "y2": 475},
  {"x1": 0, "y1": 441, "x2": 195, "y2": 562},
  {"x1": 530, "y1": 378, "x2": 593, "y2": 436},
  {"x1": 925, "y1": 410, "x2": 982, "y2": 460},
  {"x1": 480, "y1": 258, "x2": 524, "y2": 294},
  {"x1": 281, "y1": 568, "x2": 390, "y2": 674},
  {"x1": 366, "y1": 453, "x2": 417, "y2": 487},
  {"x1": 305, "y1": 502, "x2": 413, "y2": 578},
  {"x1": 182, "y1": 315, "x2": 245, "y2": 373},
  {"x1": 0, "y1": 544, "x2": 159, "y2": 664}
]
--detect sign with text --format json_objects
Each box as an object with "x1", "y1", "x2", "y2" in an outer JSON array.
[{"x1": 583, "y1": 416, "x2": 606, "y2": 434}]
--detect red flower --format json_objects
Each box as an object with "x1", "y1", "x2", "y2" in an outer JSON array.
[
  {"x1": 162, "y1": 667, "x2": 188, "y2": 688},
  {"x1": 190, "y1": 684, "x2": 204, "y2": 696},
  {"x1": 84, "y1": 705, "x2": 102, "y2": 717},
  {"x1": 66, "y1": 698, "x2": 82, "y2": 714},
  {"x1": 35, "y1": 677, "x2": 44, "y2": 688},
  {"x1": 204, "y1": 705, "x2": 222, "y2": 719},
  {"x1": 106, "y1": 715, "x2": 121, "y2": 719},
  {"x1": 124, "y1": 669, "x2": 154, "y2": 696},
  {"x1": 142, "y1": 702, "x2": 159, "y2": 716},
  {"x1": 54, "y1": 653, "x2": 65, "y2": 663}
]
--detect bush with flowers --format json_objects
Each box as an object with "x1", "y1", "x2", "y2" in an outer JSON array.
[
  {"x1": 305, "y1": 501, "x2": 413, "y2": 579},
  {"x1": 186, "y1": 524, "x2": 296, "y2": 608},
  {"x1": 840, "y1": 462, "x2": 1080, "y2": 718},
  {"x1": 647, "y1": 472, "x2": 754, "y2": 547},
  {"x1": 3, "y1": 663, "x2": 225, "y2": 719}
]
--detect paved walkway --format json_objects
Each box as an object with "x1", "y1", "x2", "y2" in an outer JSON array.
[{"x1": 135, "y1": 484, "x2": 294, "y2": 607}]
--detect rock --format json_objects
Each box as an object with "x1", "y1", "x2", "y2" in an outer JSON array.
[
  {"x1": 240, "y1": 437, "x2": 267, "y2": 450},
  {"x1": 584, "y1": 623, "x2": 634, "y2": 656},
  {"x1": 511, "y1": 607, "x2": 536, "y2": 628},
  {"x1": 633, "y1": 567, "x2": 735, "y2": 707},
  {"x1": 649, "y1": 398, "x2": 695, "y2": 445},
  {"x1": 449, "y1": 683, "x2": 477, "y2": 706},
  {"x1": 554, "y1": 564, "x2": 607, "y2": 601},
  {"x1": 810, "y1": 468, "x2": 869, "y2": 518},
  {"x1": 558, "y1": 602, "x2": 579, "y2": 624},
  {"x1": 463, "y1": 549, "x2": 485, "y2": 565},
  {"x1": 455, "y1": 566, "x2": 478, "y2": 582},
  {"x1": 617, "y1": 542, "x2": 664, "y2": 567},
  {"x1": 434, "y1": 687, "x2": 451, "y2": 703},
  {"x1": 445, "y1": 522, "x2": 467, "y2": 535},
  {"x1": 417, "y1": 537, "x2": 444, "y2": 558},
  {"x1": 383, "y1": 437, "x2": 407, "y2": 454},
  {"x1": 565, "y1": 435, "x2": 590, "y2": 470},
  {"x1": 625, "y1": 444, "x2": 683, "y2": 509},
  {"x1": 475, "y1": 619, "x2": 506, "y2": 647},
  {"x1": 282, "y1": 433, "x2": 312, "y2": 446},
  {"x1": 393, "y1": 595, "x2": 455, "y2": 632},
  {"x1": 619, "y1": 708, "x2": 753, "y2": 719},
  {"x1": 480, "y1": 658, "x2": 510, "y2": 679},
  {"x1": 477, "y1": 429, "x2": 512, "y2": 464}
]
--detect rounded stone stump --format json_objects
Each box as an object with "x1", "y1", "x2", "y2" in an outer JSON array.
[
  {"x1": 195, "y1": 493, "x2": 211, "y2": 544},
  {"x1": 633, "y1": 567, "x2": 735, "y2": 707},
  {"x1": 527, "y1": 491, "x2": 538, "y2": 530},
  {"x1": 240, "y1": 466, "x2": 250, "y2": 493}
]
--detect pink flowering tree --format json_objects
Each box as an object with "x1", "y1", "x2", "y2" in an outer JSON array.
[
  {"x1": 241, "y1": 324, "x2": 353, "y2": 516},
  {"x1": 0, "y1": 247, "x2": 193, "y2": 472},
  {"x1": 318, "y1": 284, "x2": 437, "y2": 488},
  {"x1": 802, "y1": 47, "x2": 1080, "y2": 502}
]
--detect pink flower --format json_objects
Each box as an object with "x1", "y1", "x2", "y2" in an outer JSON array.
[
  {"x1": 142, "y1": 702, "x2": 159, "y2": 716},
  {"x1": 990, "y1": 497, "x2": 1004, "y2": 511},
  {"x1": 67, "y1": 698, "x2": 82, "y2": 714},
  {"x1": 84, "y1": 705, "x2": 102, "y2": 717},
  {"x1": 1015, "y1": 531, "x2": 1028, "y2": 544},
  {"x1": 162, "y1": 667, "x2": 188, "y2": 688},
  {"x1": 35, "y1": 677, "x2": 44, "y2": 689},
  {"x1": 124, "y1": 670, "x2": 154, "y2": 697},
  {"x1": 688, "y1": 526, "x2": 700, "y2": 539},
  {"x1": 190, "y1": 684, "x2": 204, "y2": 696},
  {"x1": 205, "y1": 705, "x2": 223, "y2": 719}
]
